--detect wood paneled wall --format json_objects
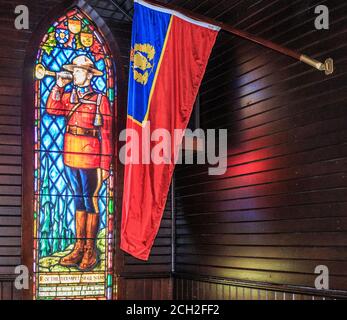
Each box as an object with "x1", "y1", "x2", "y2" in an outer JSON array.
[
  {"x1": 117, "y1": 276, "x2": 173, "y2": 300},
  {"x1": 0, "y1": 0, "x2": 33, "y2": 294},
  {"x1": 173, "y1": 0, "x2": 347, "y2": 299},
  {"x1": 174, "y1": 275, "x2": 339, "y2": 300},
  {"x1": 0, "y1": 276, "x2": 21, "y2": 300},
  {"x1": 116, "y1": 190, "x2": 173, "y2": 299}
]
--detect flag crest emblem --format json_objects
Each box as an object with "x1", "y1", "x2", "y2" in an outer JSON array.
[{"x1": 130, "y1": 43, "x2": 156, "y2": 85}]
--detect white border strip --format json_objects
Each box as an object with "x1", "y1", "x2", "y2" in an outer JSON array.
[{"x1": 134, "y1": 0, "x2": 221, "y2": 31}]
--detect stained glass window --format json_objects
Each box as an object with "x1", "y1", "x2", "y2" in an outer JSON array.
[{"x1": 33, "y1": 8, "x2": 116, "y2": 300}]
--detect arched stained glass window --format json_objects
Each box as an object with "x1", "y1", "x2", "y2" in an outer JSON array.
[{"x1": 33, "y1": 7, "x2": 116, "y2": 300}]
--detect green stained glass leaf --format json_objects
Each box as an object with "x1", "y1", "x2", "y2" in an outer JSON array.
[
  {"x1": 42, "y1": 45, "x2": 54, "y2": 55},
  {"x1": 42, "y1": 33, "x2": 57, "y2": 55},
  {"x1": 108, "y1": 88, "x2": 114, "y2": 102},
  {"x1": 47, "y1": 26, "x2": 55, "y2": 33},
  {"x1": 75, "y1": 35, "x2": 84, "y2": 50},
  {"x1": 108, "y1": 199, "x2": 114, "y2": 214},
  {"x1": 46, "y1": 33, "x2": 57, "y2": 47},
  {"x1": 107, "y1": 275, "x2": 112, "y2": 287},
  {"x1": 82, "y1": 25, "x2": 90, "y2": 33}
]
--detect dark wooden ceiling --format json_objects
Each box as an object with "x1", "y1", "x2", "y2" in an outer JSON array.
[
  {"x1": 86, "y1": 0, "x2": 265, "y2": 24},
  {"x1": 87, "y1": 0, "x2": 174, "y2": 22}
]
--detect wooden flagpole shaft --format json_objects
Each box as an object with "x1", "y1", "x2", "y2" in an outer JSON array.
[{"x1": 143, "y1": 0, "x2": 334, "y2": 75}]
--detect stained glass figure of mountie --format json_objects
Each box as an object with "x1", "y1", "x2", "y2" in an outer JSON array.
[
  {"x1": 33, "y1": 8, "x2": 116, "y2": 300},
  {"x1": 46, "y1": 54, "x2": 112, "y2": 271}
]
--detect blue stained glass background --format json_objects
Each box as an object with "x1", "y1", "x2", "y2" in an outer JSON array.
[{"x1": 37, "y1": 45, "x2": 113, "y2": 257}]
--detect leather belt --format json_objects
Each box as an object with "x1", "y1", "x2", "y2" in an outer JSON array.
[{"x1": 66, "y1": 125, "x2": 99, "y2": 138}]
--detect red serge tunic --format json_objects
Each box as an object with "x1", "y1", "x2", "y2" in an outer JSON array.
[{"x1": 46, "y1": 85, "x2": 112, "y2": 171}]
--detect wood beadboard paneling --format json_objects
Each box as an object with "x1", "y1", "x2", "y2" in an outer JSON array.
[
  {"x1": 173, "y1": 275, "x2": 341, "y2": 300},
  {"x1": 0, "y1": 276, "x2": 21, "y2": 300},
  {"x1": 117, "y1": 192, "x2": 173, "y2": 298},
  {"x1": 118, "y1": 276, "x2": 173, "y2": 300},
  {"x1": 0, "y1": 0, "x2": 30, "y2": 287},
  {"x1": 173, "y1": 0, "x2": 347, "y2": 298}
]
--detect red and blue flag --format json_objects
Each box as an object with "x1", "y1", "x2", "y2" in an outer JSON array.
[{"x1": 121, "y1": 0, "x2": 220, "y2": 260}]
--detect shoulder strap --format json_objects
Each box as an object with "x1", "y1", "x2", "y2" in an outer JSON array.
[
  {"x1": 66, "y1": 102, "x2": 82, "y2": 122},
  {"x1": 66, "y1": 93, "x2": 102, "y2": 123},
  {"x1": 79, "y1": 99, "x2": 97, "y2": 104}
]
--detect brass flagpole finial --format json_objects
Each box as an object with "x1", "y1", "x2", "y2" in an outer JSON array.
[{"x1": 300, "y1": 55, "x2": 334, "y2": 75}]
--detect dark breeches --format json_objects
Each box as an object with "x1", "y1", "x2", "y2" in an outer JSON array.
[{"x1": 65, "y1": 166, "x2": 100, "y2": 213}]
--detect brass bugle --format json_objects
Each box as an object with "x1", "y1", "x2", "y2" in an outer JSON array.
[{"x1": 35, "y1": 63, "x2": 73, "y2": 80}]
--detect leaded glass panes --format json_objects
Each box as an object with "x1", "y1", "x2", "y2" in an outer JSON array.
[{"x1": 33, "y1": 8, "x2": 116, "y2": 300}]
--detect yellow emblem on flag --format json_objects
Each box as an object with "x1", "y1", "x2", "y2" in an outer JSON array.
[
  {"x1": 68, "y1": 18, "x2": 81, "y2": 34},
  {"x1": 80, "y1": 32, "x2": 94, "y2": 47},
  {"x1": 130, "y1": 43, "x2": 156, "y2": 85}
]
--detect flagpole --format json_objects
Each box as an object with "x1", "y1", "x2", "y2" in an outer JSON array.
[{"x1": 143, "y1": 0, "x2": 334, "y2": 75}]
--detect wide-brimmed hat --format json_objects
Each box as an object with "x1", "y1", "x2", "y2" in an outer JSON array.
[{"x1": 63, "y1": 55, "x2": 103, "y2": 76}]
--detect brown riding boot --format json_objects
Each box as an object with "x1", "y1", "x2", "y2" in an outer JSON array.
[
  {"x1": 60, "y1": 210, "x2": 87, "y2": 267},
  {"x1": 78, "y1": 213, "x2": 99, "y2": 271}
]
